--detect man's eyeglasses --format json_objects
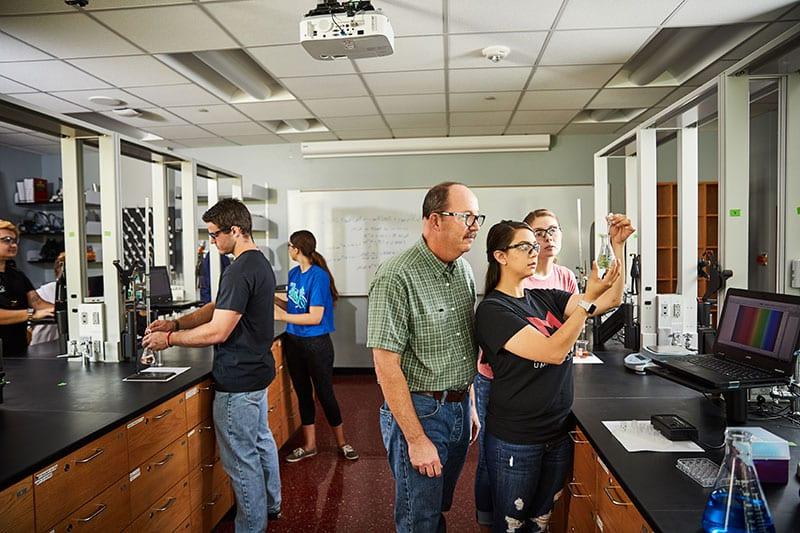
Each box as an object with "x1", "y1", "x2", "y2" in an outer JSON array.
[
  {"x1": 532, "y1": 226, "x2": 561, "y2": 240},
  {"x1": 208, "y1": 227, "x2": 231, "y2": 239},
  {"x1": 505, "y1": 241, "x2": 540, "y2": 255},
  {"x1": 0, "y1": 236, "x2": 18, "y2": 245},
  {"x1": 437, "y1": 212, "x2": 486, "y2": 227}
]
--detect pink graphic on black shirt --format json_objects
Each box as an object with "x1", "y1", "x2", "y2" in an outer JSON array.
[{"x1": 526, "y1": 312, "x2": 563, "y2": 338}]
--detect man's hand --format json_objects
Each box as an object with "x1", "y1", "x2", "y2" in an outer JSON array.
[
  {"x1": 143, "y1": 330, "x2": 169, "y2": 351},
  {"x1": 147, "y1": 319, "x2": 175, "y2": 332},
  {"x1": 470, "y1": 405, "x2": 481, "y2": 445},
  {"x1": 274, "y1": 305, "x2": 287, "y2": 321},
  {"x1": 408, "y1": 436, "x2": 442, "y2": 477},
  {"x1": 32, "y1": 306, "x2": 54, "y2": 320}
]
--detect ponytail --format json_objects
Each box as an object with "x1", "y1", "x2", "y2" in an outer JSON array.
[{"x1": 310, "y1": 250, "x2": 339, "y2": 303}]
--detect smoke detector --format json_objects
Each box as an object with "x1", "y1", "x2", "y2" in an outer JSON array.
[
  {"x1": 482, "y1": 45, "x2": 510, "y2": 63},
  {"x1": 88, "y1": 96, "x2": 125, "y2": 107}
]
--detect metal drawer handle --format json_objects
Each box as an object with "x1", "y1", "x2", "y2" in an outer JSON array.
[
  {"x1": 153, "y1": 409, "x2": 173, "y2": 420},
  {"x1": 568, "y1": 430, "x2": 588, "y2": 444},
  {"x1": 76, "y1": 504, "x2": 106, "y2": 522},
  {"x1": 567, "y1": 482, "x2": 590, "y2": 498},
  {"x1": 201, "y1": 463, "x2": 215, "y2": 470},
  {"x1": 199, "y1": 386, "x2": 212, "y2": 391},
  {"x1": 202, "y1": 493, "x2": 222, "y2": 510},
  {"x1": 198, "y1": 425, "x2": 213, "y2": 433},
  {"x1": 153, "y1": 497, "x2": 177, "y2": 513},
  {"x1": 151, "y1": 453, "x2": 174, "y2": 467},
  {"x1": 603, "y1": 485, "x2": 632, "y2": 507},
  {"x1": 76, "y1": 448, "x2": 104, "y2": 464}
]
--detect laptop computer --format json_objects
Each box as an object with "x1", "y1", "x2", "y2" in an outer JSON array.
[
  {"x1": 650, "y1": 289, "x2": 800, "y2": 390},
  {"x1": 148, "y1": 266, "x2": 173, "y2": 305}
]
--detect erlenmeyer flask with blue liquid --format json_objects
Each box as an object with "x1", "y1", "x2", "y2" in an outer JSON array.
[{"x1": 702, "y1": 429, "x2": 775, "y2": 533}]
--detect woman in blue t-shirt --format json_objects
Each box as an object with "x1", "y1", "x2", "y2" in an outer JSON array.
[{"x1": 274, "y1": 230, "x2": 359, "y2": 463}]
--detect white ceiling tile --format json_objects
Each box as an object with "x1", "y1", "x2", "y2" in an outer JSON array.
[
  {"x1": 379, "y1": 0, "x2": 443, "y2": 36},
  {"x1": 167, "y1": 105, "x2": 249, "y2": 124},
  {"x1": 6, "y1": 92, "x2": 89, "y2": 113},
  {"x1": 67, "y1": 55, "x2": 187, "y2": 87},
  {"x1": 529, "y1": 64, "x2": 621, "y2": 90},
  {"x1": 0, "y1": 1, "x2": 74, "y2": 15},
  {"x1": 0, "y1": 13, "x2": 140, "y2": 58},
  {"x1": 145, "y1": 124, "x2": 216, "y2": 139},
  {"x1": 587, "y1": 87, "x2": 674, "y2": 108},
  {"x1": 51, "y1": 88, "x2": 156, "y2": 110},
  {"x1": 323, "y1": 115, "x2": 387, "y2": 131},
  {"x1": 561, "y1": 123, "x2": 624, "y2": 134},
  {"x1": 449, "y1": 126, "x2": 506, "y2": 136},
  {"x1": 93, "y1": 5, "x2": 237, "y2": 53},
  {"x1": 449, "y1": 92, "x2": 520, "y2": 112},
  {"x1": 363, "y1": 70, "x2": 444, "y2": 95},
  {"x1": 125, "y1": 84, "x2": 222, "y2": 107},
  {"x1": 99, "y1": 108, "x2": 189, "y2": 128},
  {"x1": 280, "y1": 132, "x2": 338, "y2": 142},
  {"x1": 179, "y1": 137, "x2": 238, "y2": 148},
  {"x1": 0, "y1": 33, "x2": 52, "y2": 61},
  {"x1": 449, "y1": 67, "x2": 531, "y2": 92},
  {"x1": 450, "y1": 111, "x2": 511, "y2": 126},
  {"x1": 541, "y1": 28, "x2": 655, "y2": 65},
  {"x1": 558, "y1": 0, "x2": 682, "y2": 29},
  {"x1": 204, "y1": 0, "x2": 298, "y2": 46},
  {"x1": 0, "y1": 60, "x2": 109, "y2": 91},
  {"x1": 449, "y1": 32, "x2": 547, "y2": 69},
  {"x1": 376, "y1": 94, "x2": 445, "y2": 114},
  {"x1": 336, "y1": 128, "x2": 393, "y2": 140},
  {"x1": 449, "y1": 0, "x2": 562, "y2": 33},
  {"x1": 0, "y1": 76, "x2": 34, "y2": 93},
  {"x1": 201, "y1": 121, "x2": 271, "y2": 136},
  {"x1": 355, "y1": 36, "x2": 444, "y2": 73},
  {"x1": 224, "y1": 134, "x2": 286, "y2": 145},
  {"x1": 248, "y1": 45, "x2": 355, "y2": 78},
  {"x1": 666, "y1": 0, "x2": 798, "y2": 27},
  {"x1": 281, "y1": 75, "x2": 367, "y2": 99},
  {"x1": 392, "y1": 128, "x2": 448, "y2": 138},
  {"x1": 518, "y1": 89, "x2": 597, "y2": 110},
  {"x1": 505, "y1": 124, "x2": 564, "y2": 134},
  {"x1": 235, "y1": 100, "x2": 312, "y2": 121},
  {"x1": 303, "y1": 97, "x2": 378, "y2": 117},
  {"x1": 511, "y1": 110, "x2": 580, "y2": 124},
  {"x1": 384, "y1": 113, "x2": 447, "y2": 128}
]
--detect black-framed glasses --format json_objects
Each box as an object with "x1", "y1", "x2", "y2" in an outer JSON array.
[
  {"x1": 0, "y1": 236, "x2": 18, "y2": 245},
  {"x1": 208, "y1": 227, "x2": 231, "y2": 239},
  {"x1": 505, "y1": 241, "x2": 540, "y2": 255},
  {"x1": 532, "y1": 225, "x2": 561, "y2": 240},
  {"x1": 437, "y1": 211, "x2": 486, "y2": 227}
]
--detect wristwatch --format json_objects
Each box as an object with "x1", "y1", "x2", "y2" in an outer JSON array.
[
  {"x1": 27, "y1": 308, "x2": 34, "y2": 323},
  {"x1": 577, "y1": 300, "x2": 597, "y2": 314}
]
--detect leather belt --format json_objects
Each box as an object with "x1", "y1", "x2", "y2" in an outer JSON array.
[{"x1": 417, "y1": 389, "x2": 468, "y2": 403}]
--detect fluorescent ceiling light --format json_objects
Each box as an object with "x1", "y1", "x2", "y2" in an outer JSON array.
[
  {"x1": 283, "y1": 118, "x2": 311, "y2": 131},
  {"x1": 263, "y1": 119, "x2": 328, "y2": 134},
  {"x1": 112, "y1": 107, "x2": 142, "y2": 117},
  {"x1": 301, "y1": 134, "x2": 551, "y2": 158}
]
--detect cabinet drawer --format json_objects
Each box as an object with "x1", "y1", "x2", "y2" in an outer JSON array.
[
  {"x1": 569, "y1": 428, "x2": 596, "y2": 500},
  {"x1": 34, "y1": 427, "x2": 128, "y2": 532},
  {"x1": 0, "y1": 477, "x2": 34, "y2": 533},
  {"x1": 189, "y1": 483, "x2": 234, "y2": 533},
  {"x1": 188, "y1": 458, "x2": 229, "y2": 512},
  {"x1": 187, "y1": 422, "x2": 216, "y2": 472},
  {"x1": 130, "y1": 437, "x2": 189, "y2": 519},
  {"x1": 271, "y1": 339, "x2": 283, "y2": 369},
  {"x1": 185, "y1": 380, "x2": 213, "y2": 430},
  {"x1": 128, "y1": 476, "x2": 190, "y2": 533},
  {"x1": 596, "y1": 461, "x2": 650, "y2": 533},
  {"x1": 566, "y1": 486, "x2": 595, "y2": 533},
  {"x1": 173, "y1": 515, "x2": 197, "y2": 533},
  {"x1": 127, "y1": 393, "x2": 187, "y2": 467},
  {"x1": 49, "y1": 476, "x2": 130, "y2": 533}
]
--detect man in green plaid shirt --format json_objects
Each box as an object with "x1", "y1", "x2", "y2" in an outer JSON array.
[{"x1": 368, "y1": 182, "x2": 484, "y2": 532}]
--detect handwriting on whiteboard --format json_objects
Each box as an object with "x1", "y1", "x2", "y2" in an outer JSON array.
[{"x1": 325, "y1": 213, "x2": 419, "y2": 273}]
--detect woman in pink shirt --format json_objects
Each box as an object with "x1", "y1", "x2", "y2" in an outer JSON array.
[{"x1": 473, "y1": 209, "x2": 579, "y2": 531}]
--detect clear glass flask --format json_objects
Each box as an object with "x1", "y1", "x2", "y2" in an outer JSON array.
[
  {"x1": 596, "y1": 234, "x2": 615, "y2": 278},
  {"x1": 701, "y1": 429, "x2": 775, "y2": 533}
]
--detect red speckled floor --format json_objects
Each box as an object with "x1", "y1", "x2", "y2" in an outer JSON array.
[{"x1": 215, "y1": 373, "x2": 481, "y2": 532}]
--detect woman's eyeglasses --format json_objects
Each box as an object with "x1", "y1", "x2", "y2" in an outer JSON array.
[
  {"x1": 0, "y1": 236, "x2": 18, "y2": 245},
  {"x1": 505, "y1": 241, "x2": 540, "y2": 255},
  {"x1": 532, "y1": 226, "x2": 561, "y2": 240}
]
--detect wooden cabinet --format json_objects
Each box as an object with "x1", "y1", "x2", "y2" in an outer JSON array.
[
  {"x1": 187, "y1": 422, "x2": 217, "y2": 472},
  {"x1": 49, "y1": 477, "x2": 131, "y2": 533},
  {"x1": 185, "y1": 380, "x2": 213, "y2": 430},
  {"x1": 0, "y1": 477, "x2": 34, "y2": 533},
  {"x1": 127, "y1": 393, "x2": 188, "y2": 467},
  {"x1": 129, "y1": 436, "x2": 190, "y2": 519},
  {"x1": 596, "y1": 459, "x2": 652, "y2": 533},
  {"x1": 34, "y1": 426, "x2": 128, "y2": 532},
  {"x1": 270, "y1": 337, "x2": 301, "y2": 449},
  {"x1": 128, "y1": 476, "x2": 191, "y2": 533}
]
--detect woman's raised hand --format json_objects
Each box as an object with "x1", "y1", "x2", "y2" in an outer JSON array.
[{"x1": 584, "y1": 259, "x2": 621, "y2": 303}]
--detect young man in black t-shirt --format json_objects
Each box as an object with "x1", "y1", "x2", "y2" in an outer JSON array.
[
  {"x1": 0, "y1": 220, "x2": 54, "y2": 356},
  {"x1": 144, "y1": 200, "x2": 280, "y2": 532}
]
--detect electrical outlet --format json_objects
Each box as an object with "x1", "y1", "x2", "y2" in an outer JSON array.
[
  {"x1": 80, "y1": 312, "x2": 89, "y2": 325},
  {"x1": 672, "y1": 303, "x2": 681, "y2": 318},
  {"x1": 660, "y1": 302, "x2": 669, "y2": 318}
]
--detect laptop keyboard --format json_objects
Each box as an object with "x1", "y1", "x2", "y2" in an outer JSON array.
[{"x1": 682, "y1": 355, "x2": 773, "y2": 380}]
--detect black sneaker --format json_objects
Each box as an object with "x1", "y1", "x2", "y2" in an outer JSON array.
[
  {"x1": 268, "y1": 510, "x2": 282, "y2": 521},
  {"x1": 286, "y1": 447, "x2": 317, "y2": 463}
]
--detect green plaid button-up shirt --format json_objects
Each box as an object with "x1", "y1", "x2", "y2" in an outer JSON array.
[{"x1": 367, "y1": 238, "x2": 478, "y2": 391}]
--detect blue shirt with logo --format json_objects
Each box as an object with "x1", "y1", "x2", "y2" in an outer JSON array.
[{"x1": 286, "y1": 264, "x2": 335, "y2": 337}]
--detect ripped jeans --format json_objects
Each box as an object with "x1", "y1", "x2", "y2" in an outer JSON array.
[{"x1": 484, "y1": 432, "x2": 572, "y2": 533}]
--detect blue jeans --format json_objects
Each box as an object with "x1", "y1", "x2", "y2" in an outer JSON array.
[
  {"x1": 473, "y1": 373, "x2": 493, "y2": 526},
  {"x1": 214, "y1": 389, "x2": 281, "y2": 533},
  {"x1": 484, "y1": 432, "x2": 573, "y2": 533},
  {"x1": 380, "y1": 393, "x2": 472, "y2": 533}
]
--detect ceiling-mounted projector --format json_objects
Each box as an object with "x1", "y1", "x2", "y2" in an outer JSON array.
[{"x1": 300, "y1": 1, "x2": 394, "y2": 60}]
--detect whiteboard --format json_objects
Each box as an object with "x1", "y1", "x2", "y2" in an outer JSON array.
[{"x1": 288, "y1": 186, "x2": 594, "y2": 295}]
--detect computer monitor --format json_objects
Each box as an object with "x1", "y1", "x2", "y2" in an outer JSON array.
[
  {"x1": 87, "y1": 275, "x2": 104, "y2": 297},
  {"x1": 714, "y1": 289, "x2": 800, "y2": 376},
  {"x1": 149, "y1": 266, "x2": 172, "y2": 304}
]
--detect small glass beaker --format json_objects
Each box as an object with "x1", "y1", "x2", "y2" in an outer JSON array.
[
  {"x1": 574, "y1": 339, "x2": 590, "y2": 358},
  {"x1": 596, "y1": 234, "x2": 615, "y2": 278}
]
